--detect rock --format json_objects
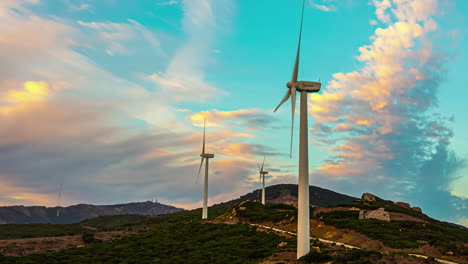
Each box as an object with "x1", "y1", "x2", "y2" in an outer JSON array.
[
  {"x1": 278, "y1": 242, "x2": 288, "y2": 247},
  {"x1": 359, "y1": 208, "x2": 390, "y2": 221},
  {"x1": 239, "y1": 207, "x2": 246, "y2": 211},
  {"x1": 361, "y1": 193, "x2": 377, "y2": 202},
  {"x1": 411, "y1": 207, "x2": 422, "y2": 213},
  {"x1": 395, "y1": 202, "x2": 411, "y2": 209}
]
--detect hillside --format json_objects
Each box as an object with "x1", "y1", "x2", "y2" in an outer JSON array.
[
  {"x1": 0, "y1": 201, "x2": 183, "y2": 224},
  {"x1": 223, "y1": 184, "x2": 358, "y2": 207},
  {"x1": 0, "y1": 189, "x2": 466, "y2": 263}
]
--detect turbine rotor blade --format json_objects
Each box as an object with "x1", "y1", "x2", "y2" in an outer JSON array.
[
  {"x1": 261, "y1": 156, "x2": 265, "y2": 172},
  {"x1": 196, "y1": 157, "x2": 204, "y2": 183},
  {"x1": 290, "y1": 86, "x2": 297, "y2": 158},
  {"x1": 259, "y1": 172, "x2": 262, "y2": 183},
  {"x1": 202, "y1": 118, "x2": 206, "y2": 156},
  {"x1": 274, "y1": 90, "x2": 291, "y2": 112},
  {"x1": 291, "y1": 0, "x2": 305, "y2": 83},
  {"x1": 258, "y1": 163, "x2": 261, "y2": 171}
]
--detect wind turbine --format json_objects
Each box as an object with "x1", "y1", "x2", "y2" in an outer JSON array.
[
  {"x1": 257, "y1": 158, "x2": 268, "y2": 205},
  {"x1": 197, "y1": 119, "x2": 215, "y2": 220},
  {"x1": 273, "y1": 0, "x2": 321, "y2": 259},
  {"x1": 56, "y1": 183, "x2": 62, "y2": 224}
]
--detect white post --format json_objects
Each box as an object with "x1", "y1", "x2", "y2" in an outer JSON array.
[
  {"x1": 297, "y1": 91, "x2": 310, "y2": 259},
  {"x1": 202, "y1": 158, "x2": 209, "y2": 219},
  {"x1": 261, "y1": 174, "x2": 266, "y2": 205}
]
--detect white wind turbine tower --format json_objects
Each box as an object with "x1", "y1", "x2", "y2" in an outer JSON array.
[
  {"x1": 273, "y1": 0, "x2": 321, "y2": 259},
  {"x1": 56, "y1": 183, "x2": 62, "y2": 224},
  {"x1": 197, "y1": 119, "x2": 215, "y2": 220},
  {"x1": 257, "y1": 158, "x2": 268, "y2": 205}
]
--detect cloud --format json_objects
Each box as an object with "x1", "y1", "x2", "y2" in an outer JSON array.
[
  {"x1": 77, "y1": 19, "x2": 163, "y2": 57},
  {"x1": 309, "y1": 0, "x2": 337, "y2": 12},
  {"x1": 0, "y1": 0, "x2": 245, "y2": 208},
  {"x1": 309, "y1": 0, "x2": 466, "y2": 222},
  {"x1": 150, "y1": 0, "x2": 234, "y2": 102},
  {"x1": 70, "y1": 3, "x2": 90, "y2": 11},
  {"x1": 188, "y1": 109, "x2": 278, "y2": 130},
  {"x1": 157, "y1": 1, "x2": 178, "y2": 6}
]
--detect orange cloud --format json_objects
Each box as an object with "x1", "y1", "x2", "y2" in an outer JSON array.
[
  {"x1": 332, "y1": 124, "x2": 353, "y2": 132},
  {"x1": 189, "y1": 109, "x2": 264, "y2": 127},
  {"x1": 0, "y1": 178, "x2": 56, "y2": 206},
  {"x1": 0, "y1": 81, "x2": 68, "y2": 115}
]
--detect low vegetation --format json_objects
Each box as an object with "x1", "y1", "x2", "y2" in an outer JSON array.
[
  {"x1": 79, "y1": 215, "x2": 150, "y2": 231},
  {"x1": 0, "y1": 224, "x2": 93, "y2": 240},
  {"x1": 232, "y1": 201, "x2": 298, "y2": 223},
  {"x1": 0, "y1": 223, "x2": 294, "y2": 264},
  {"x1": 318, "y1": 210, "x2": 468, "y2": 253},
  {"x1": 299, "y1": 248, "x2": 383, "y2": 264}
]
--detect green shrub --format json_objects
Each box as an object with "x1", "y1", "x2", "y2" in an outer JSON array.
[{"x1": 81, "y1": 233, "x2": 101, "y2": 244}]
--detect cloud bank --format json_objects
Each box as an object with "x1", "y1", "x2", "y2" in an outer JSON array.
[{"x1": 309, "y1": 0, "x2": 466, "y2": 222}]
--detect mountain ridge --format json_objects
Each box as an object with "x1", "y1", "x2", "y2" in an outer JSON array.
[{"x1": 0, "y1": 201, "x2": 183, "y2": 224}]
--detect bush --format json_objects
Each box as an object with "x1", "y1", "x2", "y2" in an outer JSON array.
[
  {"x1": 82, "y1": 233, "x2": 101, "y2": 244},
  {"x1": 298, "y1": 250, "x2": 332, "y2": 263}
]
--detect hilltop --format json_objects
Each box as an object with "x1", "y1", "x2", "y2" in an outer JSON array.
[
  {"x1": 0, "y1": 201, "x2": 183, "y2": 224},
  {"x1": 223, "y1": 184, "x2": 358, "y2": 207}
]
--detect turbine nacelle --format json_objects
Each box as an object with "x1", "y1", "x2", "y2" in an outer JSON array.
[
  {"x1": 201, "y1": 153, "x2": 215, "y2": 158},
  {"x1": 260, "y1": 171, "x2": 268, "y2": 175},
  {"x1": 286, "y1": 81, "x2": 321, "y2": 92}
]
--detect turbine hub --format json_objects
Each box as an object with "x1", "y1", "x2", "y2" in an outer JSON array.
[
  {"x1": 287, "y1": 81, "x2": 321, "y2": 92},
  {"x1": 286, "y1": 81, "x2": 296, "y2": 89}
]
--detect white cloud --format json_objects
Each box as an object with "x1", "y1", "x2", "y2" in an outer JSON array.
[
  {"x1": 70, "y1": 3, "x2": 90, "y2": 11},
  {"x1": 151, "y1": 0, "x2": 233, "y2": 102},
  {"x1": 309, "y1": 0, "x2": 337, "y2": 12},
  {"x1": 157, "y1": 1, "x2": 178, "y2": 6},
  {"x1": 77, "y1": 19, "x2": 163, "y2": 57}
]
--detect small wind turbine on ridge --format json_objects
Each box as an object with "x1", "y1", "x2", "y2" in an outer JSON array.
[
  {"x1": 196, "y1": 118, "x2": 215, "y2": 220},
  {"x1": 273, "y1": 0, "x2": 322, "y2": 259},
  {"x1": 257, "y1": 157, "x2": 268, "y2": 205},
  {"x1": 56, "y1": 183, "x2": 62, "y2": 224}
]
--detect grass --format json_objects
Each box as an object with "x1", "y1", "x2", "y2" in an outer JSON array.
[
  {"x1": 79, "y1": 215, "x2": 150, "y2": 230},
  {"x1": 230, "y1": 201, "x2": 298, "y2": 223},
  {"x1": 0, "y1": 223, "x2": 295, "y2": 264},
  {"x1": 0, "y1": 224, "x2": 93, "y2": 240},
  {"x1": 299, "y1": 248, "x2": 383, "y2": 264}
]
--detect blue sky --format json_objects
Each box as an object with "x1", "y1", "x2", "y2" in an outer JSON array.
[{"x1": 0, "y1": 0, "x2": 467, "y2": 226}]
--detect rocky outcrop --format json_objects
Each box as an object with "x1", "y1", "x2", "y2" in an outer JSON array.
[
  {"x1": 361, "y1": 193, "x2": 378, "y2": 202},
  {"x1": 395, "y1": 202, "x2": 411, "y2": 209},
  {"x1": 0, "y1": 201, "x2": 184, "y2": 224},
  {"x1": 359, "y1": 208, "x2": 390, "y2": 221},
  {"x1": 396, "y1": 202, "x2": 423, "y2": 213},
  {"x1": 359, "y1": 208, "x2": 427, "y2": 223}
]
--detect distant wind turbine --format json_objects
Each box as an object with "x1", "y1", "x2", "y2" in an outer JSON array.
[
  {"x1": 257, "y1": 157, "x2": 268, "y2": 205},
  {"x1": 56, "y1": 183, "x2": 62, "y2": 224},
  {"x1": 197, "y1": 119, "x2": 215, "y2": 220},
  {"x1": 273, "y1": 0, "x2": 322, "y2": 259}
]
